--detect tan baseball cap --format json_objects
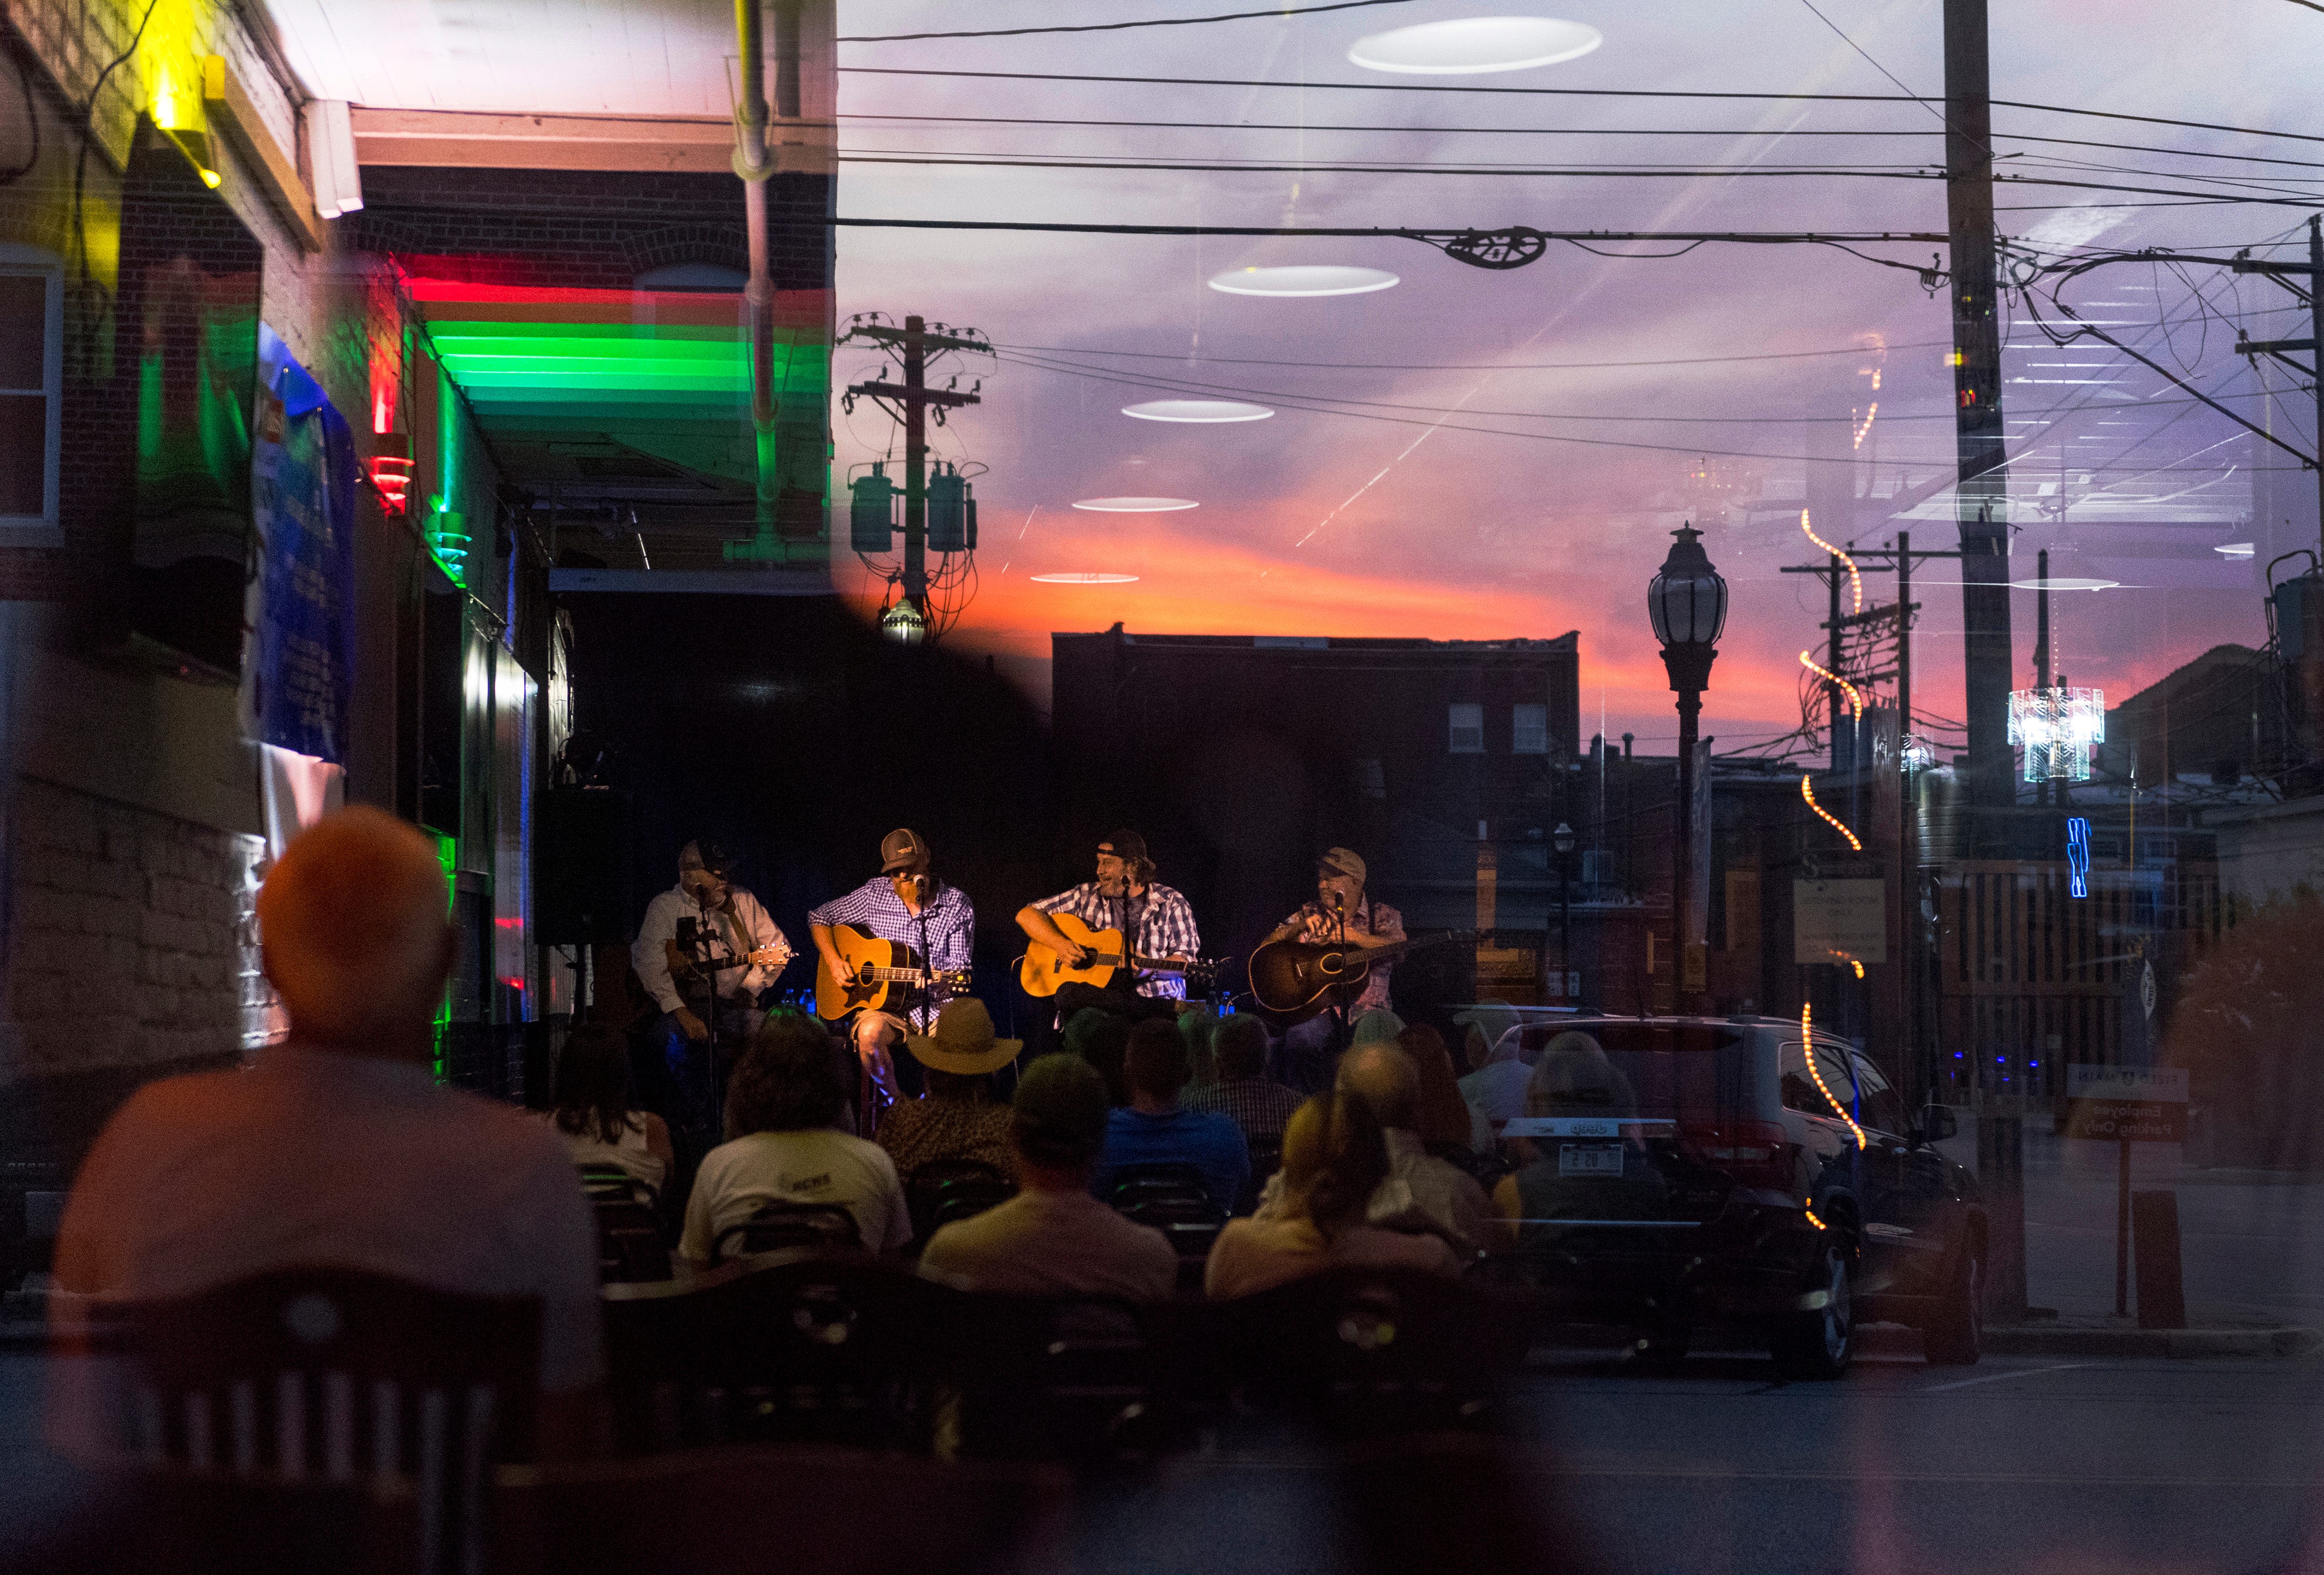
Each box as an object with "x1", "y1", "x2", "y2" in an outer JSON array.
[
  {"x1": 1320, "y1": 846, "x2": 1367, "y2": 885},
  {"x1": 881, "y1": 827, "x2": 930, "y2": 875}
]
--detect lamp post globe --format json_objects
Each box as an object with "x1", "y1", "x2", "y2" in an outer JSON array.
[{"x1": 1650, "y1": 524, "x2": 1727, "y2": 1012}]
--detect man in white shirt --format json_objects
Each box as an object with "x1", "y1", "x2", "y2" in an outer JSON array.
[
  {"x1": 919, "y1": 1053, "x2": 1178, "y2": 1301},
  {"x1": 51, "y1": 806, "x2": 603, "y2": 1458},
  {"x1": 632, "y1": 839, "x2": 792, "y2": 1143}
]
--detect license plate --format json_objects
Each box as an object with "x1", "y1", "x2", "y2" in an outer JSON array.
[{"x1": 1558, "y1": 1143, "x2": 1624, "y2": 1178}]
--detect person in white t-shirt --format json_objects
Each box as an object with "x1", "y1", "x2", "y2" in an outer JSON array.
[
  {"x1": 680, "y1": 1015, "x2": 911, "y2": 1262},
  {"x1": 50, "y1": 807, "x2": 604, "y2": 1458},
  {"x1": 543, "y1": 1022, "x2": 673, "y2": 1195}
]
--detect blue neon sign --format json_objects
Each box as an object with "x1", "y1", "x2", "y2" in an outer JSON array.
[{"x1": 2066, "y1": 817, "x2": 2091, "y2": 898}]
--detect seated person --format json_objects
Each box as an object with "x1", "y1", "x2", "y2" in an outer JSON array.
[
  {"x1": 679, "y1": 1014, "x2": 911, "y2": 1262},
  {"x1": 1455, "y1": 1002, "x2": 1531, "y2": 1136},
  {"x1": 1490, "y1": 1033, "x2": 1667, "y2": 1252},
  {"x1": 49, "y1": 808, "x2": 602, "y2": 1457},
  {"x1": 1246, "y1": 1043, "x2": 1490, "y2": 1254},
  {"x1": 918, "y1": 1055, "x2": 1177, "y2": 1300},
  {"x1": 1092, "y1": 1018, "x2": 1250, "y2": 1213},
  {"x1": 542, "y1": 1022, "x2": 673, "y2": 1195},
  {"x1": 1063, "y1": 1006, "x2": 1133, "y2": 1107},
  {"x1": 1205, "y1": 1094, "x2": 1459, "y2": 1299},
  {"x1": 877, "y1": 999, "x2": 1022, "y2": 1184},
  {"x1": 1184, "y1": 1013, "x2": 1303, "y2": 1141},
  {"x1": 1402, "y1": 1022, "x2": 1497, "y2": 1154}
]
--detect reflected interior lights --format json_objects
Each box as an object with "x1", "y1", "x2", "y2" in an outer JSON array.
[
  {"x1": 1122, "y1": 400, "x2": 1274, "y2": 423},
  {"x1": 1800, "y1": 651, "x2": 1862, "y2": 720},
  {"x1": 1801, "y1": 774, "x2": 1862, "y2": 852},
  {"x1": 1030, "y1": 572, "x2": 1139, "y2": 584},
  {"x1": 1347, "y1": 16, "x2": 1604, "y2": 74},
  {"x1": 1801, "y1": 509, "x2": 1862, "y2": 614},
  {"x1": 1801, "y1": 1002, "x2": 1867, "y2": 1150},
  {"x1": 1206, "y1": 266, "x2": 1399, "y2": 297},
  {"x1": 1072, "y1": 497, "x2": 1198, "y2": 512},
  {"x1": 2007, "y1": 686, "x2": 2106, "y2": 782},
  {"x1": 1803, "y1": 1204, "x2": 1829, "y2": 1231}
]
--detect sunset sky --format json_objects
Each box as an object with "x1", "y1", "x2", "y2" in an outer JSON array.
[{"x1": 827, "y1": 0, "x2": 2321, "y2": 758}]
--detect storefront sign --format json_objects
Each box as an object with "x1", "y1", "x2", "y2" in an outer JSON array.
[
  {"x1": 2065, "y1": 1065, "x2": 2188, "y2": 1143},
  {"x1": 1794, "y1": 878, "x2": 1887, "y2": 966}
]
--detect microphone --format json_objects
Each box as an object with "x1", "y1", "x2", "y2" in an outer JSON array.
[
  {"x1": 1332, "y1": 889, "x2": 1345, "y2": 913},
  {"x1": 675, "y1": 916, "x2": 700, "y2": 951}
]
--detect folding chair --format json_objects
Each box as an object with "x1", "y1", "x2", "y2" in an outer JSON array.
[
  {"x1": 710, "y1": 1200, "x2": 863, "y2": 1264},
  {"x1": 904, "y1": 1158, "x2": 1016, "y2": 1246}
]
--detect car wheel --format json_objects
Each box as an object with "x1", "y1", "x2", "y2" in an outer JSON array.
[
  {"x1": 1631, "y1": 1325, "x2": 1692, "y2": 1369},
  {"x1": 1922, "y1": 1243, "x2": 1982, "y2": 1367},
  {"x1": 1771, "y1": 1237, "x2": 1855, "y2": 1380}
]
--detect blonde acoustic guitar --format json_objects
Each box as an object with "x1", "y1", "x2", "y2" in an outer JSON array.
[{"x1": 1017, "y1": 911, "x2": 1217, "y2": 999}]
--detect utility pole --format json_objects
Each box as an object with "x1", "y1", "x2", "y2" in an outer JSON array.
[
  {"x1": 841, "y1": 315, "x2": 983, "y2": 611},
  {"x1": 1944, "y1": 0, "x2": 2014, "y2": 816},
  {"x1": 2232, "y1": 213, "x2": 2324, "y2": 565}
]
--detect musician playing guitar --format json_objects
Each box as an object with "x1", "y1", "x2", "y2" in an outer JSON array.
[
  {"x1": 1017, "y1": 830, "x2": 1199, "y2": 1041},
  {"x1": 632, "y1": 839, "x2": 794, "y2": 1142},
  {"x1": 1262, "y1": 846, "x2": 1404, "y2": 1094},
  {"x1": 808, "y1": 827, "x2": 976, "y2": 1051}
]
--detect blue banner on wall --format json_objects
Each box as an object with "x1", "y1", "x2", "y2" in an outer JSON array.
[{"x1": 243, "y1": 326, "x2": 355, "y2": 764}]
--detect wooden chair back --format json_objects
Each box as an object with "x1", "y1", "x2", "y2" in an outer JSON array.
[
  {"x1": 80, "y1": 1267, "x2": 538, "y2": 1575},
  {"x1": 1202, "y1": 1266, "x2": 1531, "y2": 1433},
  {"x1": 601, "y1": 1251, "x2": 949, "y2": 1453},
  {"x1": 44, "y1": 1464, "x2": 421, "y2": 1575}
]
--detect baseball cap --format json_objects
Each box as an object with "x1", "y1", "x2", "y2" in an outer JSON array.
[
  {"x1": 1011, "y1": 1053, "x2": 1113, "y2": 1167},
  {"x1": 1319, "y1": 846, "x2": 1367, "y2": 886},
  {"x1": 680, "y1": 839, "x2": 733, "y2": 876},
  {"x1": 880, "y1": 828, "x2": 930, "y2": 875},
  {"x1": 1097, "y1": 829, "x2": 1149, "y2": 865}
]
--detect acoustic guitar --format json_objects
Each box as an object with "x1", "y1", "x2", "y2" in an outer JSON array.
[
  {"x1": 814, "y1": 923, "x2": 973, "y2": 1021},
  {"x1": 1247, "y1": 932, "x2": 1452, "y2": 1016},
  {"x1": 1017, "y1": 911, "x2": 1220, "y2": 998}
]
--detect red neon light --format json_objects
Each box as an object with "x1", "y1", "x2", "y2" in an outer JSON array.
[{"x1": 368, "y1": 455, "x2": 415, "y2": 515}]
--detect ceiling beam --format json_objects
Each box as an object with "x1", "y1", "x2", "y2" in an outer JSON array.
[{"x1": 350, "y1": 109, "x2": 832, "y2": 173}]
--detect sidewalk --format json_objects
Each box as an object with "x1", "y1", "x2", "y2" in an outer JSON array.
[{"x1": 1943, "y1": 1112, "x2": 2324, "y2": 1352}]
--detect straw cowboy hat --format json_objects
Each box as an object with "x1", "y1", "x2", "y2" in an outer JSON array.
[{"x1": 903, "y1": 997, "x2": 1023, "y2": 1076}]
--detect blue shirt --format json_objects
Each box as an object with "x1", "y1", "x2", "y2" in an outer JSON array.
[{"x1": 1093, "y1": 1106, "x2": 1251, "y2": 1213}]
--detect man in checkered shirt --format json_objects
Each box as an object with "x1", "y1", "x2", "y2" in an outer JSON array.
[{"x1": 1016, "y1": 830, "x2": 1201, "y2": 1003}]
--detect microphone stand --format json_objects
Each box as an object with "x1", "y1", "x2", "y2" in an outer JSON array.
[{"x1": 912, "y1": 874, "x2": 936, "y2": 1035}]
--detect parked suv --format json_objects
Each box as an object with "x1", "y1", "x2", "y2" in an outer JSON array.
[{"x1": 1483, "y1": 1015, "x2": 1984, "y2": 1377}]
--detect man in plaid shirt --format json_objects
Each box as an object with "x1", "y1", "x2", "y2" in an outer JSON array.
[{"x1": 1016, "y1": 830, "x2": 1201, "y2": 1002}]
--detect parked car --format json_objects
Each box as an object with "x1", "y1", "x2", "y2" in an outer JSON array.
[{"x1": 1482, "y1": 1015, "x2": 1984, "y2": 1378}]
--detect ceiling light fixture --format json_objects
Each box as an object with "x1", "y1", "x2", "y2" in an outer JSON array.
[
  {"x1": 1348, "y1": 16, "x2": 1603, "y2": 75},
  {"x1": 2215, "y1": 542, "x2": 2256, "y2": 558},
  {"x1": 1071, "y1": 497, "x2": 1199, "y2": 512},
  {"x1": 1031, "y1": 572, "x2": 1140, "y2": 584},
  {"x1": 2007, "y1": 577, "x2": 2120, "y2": 592},
  {"x1": 1122, "y1": 400, "x2": 1275, "y2": 422},
  {"x1": 1206, "y1": 265, "x2": 1398, "y2": 298}
]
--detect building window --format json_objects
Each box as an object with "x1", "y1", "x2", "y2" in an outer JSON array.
[
  {"x1": 0, "y1": 251, "x2": 62, "y2": 535},
  {"x1": 1512, "y1": 702, "x2": 1549, "y2": 754},
  {"x1": 1448, "y1": 702, "x2": 1484, "y2": 753}
]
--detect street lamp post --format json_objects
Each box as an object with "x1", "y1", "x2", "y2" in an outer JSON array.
[
  {"x1": 1648, "y1": 524, "x2": 1729, "y2": 1013},
  {"x1": 1553, "y1": 820, "x2": 1577, "y2": 1003}
]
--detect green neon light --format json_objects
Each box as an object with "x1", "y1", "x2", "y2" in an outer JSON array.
[{"x1": 433, "y1": 832, "x2": 456, "y2": 1083}]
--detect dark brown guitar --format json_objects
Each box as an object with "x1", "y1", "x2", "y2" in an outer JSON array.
[{"x1": 1247, "y1": 933, "x2": 1451, "y2": 1015}]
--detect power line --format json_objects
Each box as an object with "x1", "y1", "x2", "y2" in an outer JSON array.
[
  {"x1": 837, "y1": 66, "x2": 2324, "y2": 146},
  {"x1": 837, "y1": 114, "x2": 2324, "y2": 172},
  {"x1": 838, "y1": 0, "x2": 1418, "y2": 43},
  {"x1": 990, "y1": 337, "x2": 1956, "y2": 370}
]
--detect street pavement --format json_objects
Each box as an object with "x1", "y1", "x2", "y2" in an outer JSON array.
[{"x1": 1504, "y1": 1344, "x2": 2324, "y2": 1575}]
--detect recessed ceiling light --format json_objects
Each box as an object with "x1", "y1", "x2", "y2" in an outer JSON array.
[
  {"x1": 2008, "y1": 577, "x2": 2121, "y2": 592},
  {"x1": 1030, "y1": 572, "x2": 1140, "y2": 584},
  {"x1": 1207, "y1": 265, "x2": 1399, "y2": 297},
  {"x1": 1122, "y1": 400, "x2": 1275, "y2": 422},
  {"x1": 1348, "y1": 17, "x2": 1603, "y2": 75},
  {"x1": 1072, "y1": 497, "x2": 1199, "y2": 512},
  {"x1": 2215, "y1": 542, "x2": 2256, "y2": 558}
]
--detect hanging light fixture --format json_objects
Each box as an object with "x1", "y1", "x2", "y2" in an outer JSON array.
[
  {"x1": 1122, "y1": 400, "x2": 1274, "y2": 423},
  {"x1": 2007, "y1": 686, "x2": 2105, "y2": 782},
  {"x1": 1206, "y1": 266, "x2": 1399, "y2": 297},
  {"x1": 1348, "y1": 16, "x2": 1603, "y2": 74},
  {"x1": 1072, "y1": 497, "x2": 1199, "y2": 512}
]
